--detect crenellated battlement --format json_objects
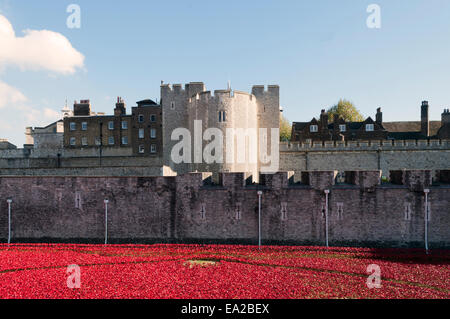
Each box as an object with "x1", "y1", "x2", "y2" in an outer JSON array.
[
  {"x1": 1, "y1": 171, "x2": 449, "y2": 246},
  {"x1": 280, "y1": 139, "x2": 450, "y2": 152}
]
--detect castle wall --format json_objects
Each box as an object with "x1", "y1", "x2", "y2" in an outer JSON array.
[
  {"x1": 0, "y1": 171, "x2": 448, "y2": 247},
  {"x1": 280, "y1": 140, "x2": 450, "y2": 178}
]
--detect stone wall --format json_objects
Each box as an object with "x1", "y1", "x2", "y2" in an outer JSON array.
[
  {"x1": 0, "y1": 171, "x2": 448, "y2": 248},
  {"x1": 280, "y1": 140, "x2": 450, "y2": 179}
]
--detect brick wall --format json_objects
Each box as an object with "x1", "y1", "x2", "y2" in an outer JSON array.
[{"x1": 0, "y1": 171, "x2": 448, "y2": 247}]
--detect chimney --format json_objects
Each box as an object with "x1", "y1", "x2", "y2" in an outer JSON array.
[
  {"x1": 421, "y1": 101, "x2": 429, "y2": 137},
  {"x1": 114, "y1": 97, "x2": 126, "y2": 116},
  {"x1": 73, "y1": 99, "x2": 91, "y2": 116},
  {"x1": 376, "y1": 108, "x2": 383, "y2": 125},
  {"x1": 442, "y1": 109, "x2": 450, "y2": 125},
  {"x1": 320, "y1": 109, "x2": 328, "y2": 130}
]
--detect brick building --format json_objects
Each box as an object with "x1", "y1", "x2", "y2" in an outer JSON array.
[
  {"x1": 63, "y1": 97, "x2": 162, "y2": 157},
  {"x1": 291, "y1": 101, "x2": 450, "y2": 143},
  {"x1": 291, "y1": 108, "x2": 388, "y2": 143}
]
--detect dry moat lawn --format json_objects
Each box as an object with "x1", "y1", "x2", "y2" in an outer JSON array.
[{"x1": 0, "y1": 244, "x2": 448, "y2": 299}]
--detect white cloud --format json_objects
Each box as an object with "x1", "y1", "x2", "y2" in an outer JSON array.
[
  {"x1": 0, "y1": 14, "x2": 85, "y2": 74},
  {"x1": 0, "y1": 14, "x2": 84, "y2": 145},
  {"x1": 0, "y1": 80, "x2": 27, "y2": 108}
]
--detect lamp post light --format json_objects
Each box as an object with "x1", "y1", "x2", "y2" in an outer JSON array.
[
  {"x1": 104, "y1": 199, "x2": 109, "y2": 245},
  {"x1": 424, "y1": 189, "x2": 430, "y2": 254},
  {"x1": 324, "y1": 190, "x2": 330, "y2": 248},
  {"x1": 6, "y1": 199, "x2": 12, "y2": 244},
  {"x1": 257, "y1": 191, "x2": 263, "y2": 250}
]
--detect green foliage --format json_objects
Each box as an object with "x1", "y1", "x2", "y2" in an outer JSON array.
[
  {"x1": 280, "y1": 114, "x2": 292, "y2": 142},
  {"x1": 327, "y1": 99, "x2": 364, "y2": 122}
]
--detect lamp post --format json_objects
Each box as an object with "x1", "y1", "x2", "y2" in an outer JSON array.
[
  {"x1": 104, "y1": 199, "x2": 109, "y2": 245},
  {"x1": 257, "y1": 191, "x2": 263, "y2": 250},
  {"x1": 424, "y1": 189, "x2": 430, "y2": 253},
  {"x1": 324, "y1": 190, "x2": 330, "y2": 248},
  {"x1": 7, "y1": 199, "x2": 12, "y2": 244}
]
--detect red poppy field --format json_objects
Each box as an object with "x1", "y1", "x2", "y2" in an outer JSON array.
[{"x1": 0, "y1": 244, "x2": 448, "y2": 299}]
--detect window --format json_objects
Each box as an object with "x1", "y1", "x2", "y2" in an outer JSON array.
[
  {"x1": 171, "y1": 102, "x2": 175, "y2": 110},
  {"x1": 122, "y1": 136, "x2": 128, "y2": 145},
  {"x1": 70, "y1": 122, "x2": 76, "y2": 131},
  {"x1": 81, "y1": 122, "x2": 87, "y2": 131},
  {"x1": 150, "y1": 128, "x2": 157, "y2": 139},
  {"x1": 150, "y1": 144, "x2": 157, "y2": 153},
  {"x1": 108, "y1": 136, "x2": 114, "y2": 145},
  {"x1": 121, "y1": 121, "x2": 128, "y2": 130},
  {"x1": 139, "y1": 128, "x2": 144, "y2": 139},
  {"x1": 138, "y1": 115, "x2": 144, "y2": 123},
  {"x1": 339, "y1": 125, "x2": 346, "y2": 132},
  {"x1": 75, "y1": 192, "x2": 82, "y2": 209},
  {"x1": 200, "y1": 204, "x2": 206, "y2": 220},
  {"x1": 139, "y1": 145, "x2": 145, "y2": 154},
  {"x1": 95, "y1": 137, "x2": 101, "y2": 146},
  {"x1": 108, "y1": 121, "x2": 114, "y2": 130},
  {"x1": 366, "y1": 124, "x2": 374, "y2": 132},
  {"x1": 218, "y1": 111, "x2": 227, "y2": 123},
  {"x1": 336, "y1": 203, "x2": 344, "y2": 220},
  {"x1": 70, "y1": 137, "x2": 76, "y2": 146},
  {"x1": 310, "y1": 125, "x2": 318, "y2": 133},
  {"x1": 150, "y1": 115, "x2": 156, "y2": 122},
  {"x1": 81, "y1": 137, "x2": 88, "y2": 146},
  {"x1": 281, "y1": 203, "x2": 288, "y2": 221},
  {"x1": 404, "y1": 203, "x2": 412, "y2": 221},
  {"x1": 235, "y1": 203, "x2": 242, "y2": 220}
]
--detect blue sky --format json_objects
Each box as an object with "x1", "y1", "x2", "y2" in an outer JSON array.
[{"x1": 1, "y1": 0, "x2": 450, "y2": 146}]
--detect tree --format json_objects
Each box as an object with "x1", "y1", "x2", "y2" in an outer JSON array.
[
  {"x1": 327, "y1": 99, "x2": 364, "y2": 123},
  {"x1": 280, "y1": 114, "x2": 292, "y2": 141}
]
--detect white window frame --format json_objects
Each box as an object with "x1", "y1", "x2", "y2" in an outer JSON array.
[
  {"x1": 81, "y1": 137, "x2": 88, "y2": 146},
  {"x1": 108, "y1": 136, "x2": 115, "y2": 145},
  {"x1": 81, "y1": 122, "x2": 88, "y2": 131},
  {"x1": 150, "y1": 115, "x2": 157, "y2": 122},
  {"x1": 121, "y1": 121, "x2": 128, "y2": 130},
  {"x1": 366, "y1": 124, "x2": 374, "y2": 132},
  {"x1": 150, "y1": 128, "x2": 157, "y2": 139},
  {"x1": 138, "y1": 114, "x2": 144, "y2": 123},
  {"x1": 70, "y1": 122, "x2": 76, "y2": 131},
  {"x1": 150, "y1": 144, "x2": 157, "y2": 153},
  {"x1": 70, "y1": 137, "x2": 76, "y2": 146},
  {"x1": 139, "y1": 145, "x2": 145, "y2": 154},
  {"x1": 310, "y1": 125, "x2": 318, "y2": 133},
  {"x1": 139, "y1": 128, "x2": 144, "y2": 139},
  {"x1": 339, "y1": 125, "x2": 346, "y2": 132},
  {"x1": 121, "y1": 136, "x2": 128, "y2": 145},
  {"x1": 95, "y1": 137, "x2": 101, "y2": 146},
  {"x1": 108, "y1": 121, "x2": 114, "y2": 130}
]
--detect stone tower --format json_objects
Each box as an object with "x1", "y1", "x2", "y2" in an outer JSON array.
[{"x1": 161, "y1": 82, "x2": 280, "y2": 178}]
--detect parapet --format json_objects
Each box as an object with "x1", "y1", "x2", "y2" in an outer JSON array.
[
  {"x1": 251, "y1": 85, "x2": 279, "y2": 97},
  {"x1": 345, "y1": 171, "x2": 381, "y2": 191},
  {"x1": 389, "y1": 170, "x2": 432, "y2": 192},
  {"x1": 260, "y1": 172, "x2": 294, "y2": 189},
  {"x1": 301, "y1": 171, "x2": 337, "y2": 191},
  {"x1": 280, "y1": 139, "x2": 450, "y2": 152}
]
